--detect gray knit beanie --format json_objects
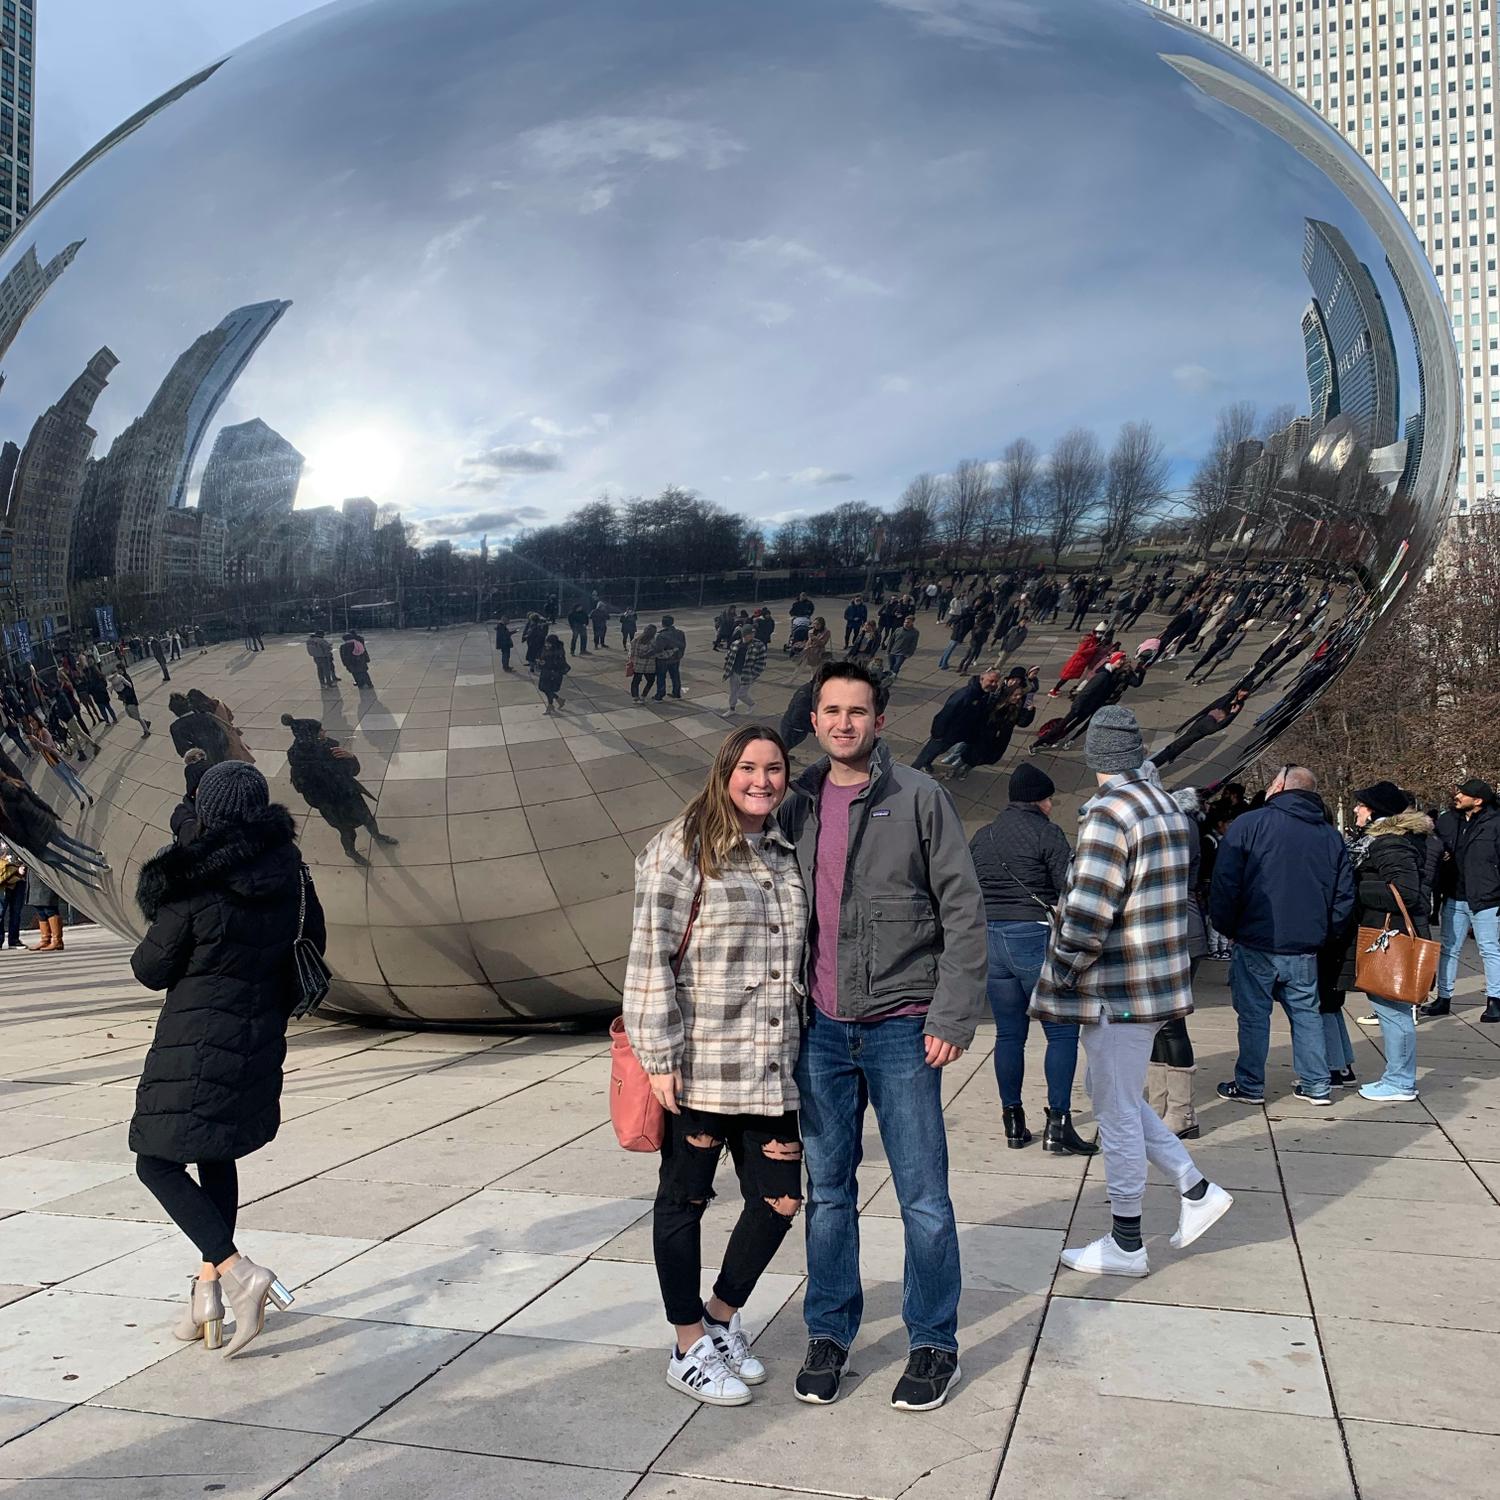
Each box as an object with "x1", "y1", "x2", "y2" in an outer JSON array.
[
  {"x1": 1085, "y1": 704, "x2": 1145, "y2": 774},
  {"x1": 194, "y1": 761, "x2": 270, "y2": 830}
]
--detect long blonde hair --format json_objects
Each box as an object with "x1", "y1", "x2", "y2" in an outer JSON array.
[{"x1": 680, "y1": 725, "x2": 790, "y2": 879}]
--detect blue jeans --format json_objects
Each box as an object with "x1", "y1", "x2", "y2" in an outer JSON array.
[
  {"x1": 795, "y1": 1010, "x2": 960, "y2": 1354},
  {"x1": 653, "y1": 660, "x2": 681, "y2": 699},
  {"x1": 938, "y1": 641, "x2": 960, "y2": 670},
  {"x1": 888, "y1": 652, "x2": 907, "y2": 676},
  {"x1": 1437, "y1": 900, "x2": 1500, "y2": 999},
  {"x1": 1369, "y1": 996, "x2": 1418, "y2": 1092},
  {"x1": 1322, "y1": 1010, "x2": 1355, "y2": 1071},
  {"x1": 1229, "y1": 946, "x2": 1329, "y2": 1099},
  {"x1": 986, "y1": 920, "x2": 1079, "y2": 1111}
]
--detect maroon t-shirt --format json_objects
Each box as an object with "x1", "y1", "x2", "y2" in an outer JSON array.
[{"x1": 809, "y1": 779, "x2": 862, "y2": 1019}]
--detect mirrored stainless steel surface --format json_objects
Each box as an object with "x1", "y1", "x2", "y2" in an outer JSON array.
[{"x1": 0, "y1": 0, "x2": 1459, "y2": 1024}]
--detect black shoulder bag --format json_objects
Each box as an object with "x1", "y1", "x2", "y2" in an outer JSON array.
[{"x1": 289, "y1": 864, "x2": 333, "y2": 1020}]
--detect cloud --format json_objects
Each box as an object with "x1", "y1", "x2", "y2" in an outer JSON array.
[
  {"x1": 880, "y1": 374, "x2": 913, "y2": 394},
  {"x1": 419, "y1": 507, "x2": 547, "y2": 538},
  {"x1": 520, "y1": 114, "x2": 745, "y2": 173},
  {"x1": 450, "y1": 441, "x2": 563, "y2": 491},
  {"x1": 529, "y1": 413, "x2": 611, "y2": 438},
  {"x1": 718, "y1": 236, "x2": 891, "y2": 297},
  {"x1": 877, "y1": 0, "x2": 1053, "y2": 46},
  {"x1": 1172, "y1": 363, "x2": 1225, "y2": 394},
  {"x1": 789, "y1": 467, "x2": 855, "y2": 486},
  {"x1": 751, "y1": 300, "x2": 794, "y2": 327}
]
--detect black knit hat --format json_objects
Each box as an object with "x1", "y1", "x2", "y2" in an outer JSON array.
[
  {"x1": 195, "y1": 761, "x2": 270, "y2": 830},
  {"x1": 280, "y1": 712, "x2": 321, "y2": 741},
  {"x1": 1009, "y1": 763, "x2": 1055, "y2": 803},
  {"x1": 1353, "y1": 780, "x2": 1407, "y2": 820}
]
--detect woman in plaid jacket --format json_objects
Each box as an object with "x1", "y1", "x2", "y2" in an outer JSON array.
[{"x1": 623, "y1": 724, "x2": 809, "y2": 1409}]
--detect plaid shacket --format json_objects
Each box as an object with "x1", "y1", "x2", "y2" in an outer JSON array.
[
  {"x1": 1029, "y1": 763, "x2": 1195, "y2": 1025},
  {"x1": 622, "y1": 816, "x2": 808, "y2": 1114},
  {"x1": 721, "y1": 637, "x2": 769, "y2": 684}
]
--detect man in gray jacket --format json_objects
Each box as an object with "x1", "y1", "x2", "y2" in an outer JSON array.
[{"x1": 778, "y1": 659, "x2": 986, "y2": 1414}]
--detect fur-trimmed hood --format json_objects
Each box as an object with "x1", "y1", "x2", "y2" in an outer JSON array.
[
  {"x1": 1367, "y1": 810, "x2": 1434, "y2": 839},
  {"x1": 136, "y1": 804, "x2": 299, "y2": 920}
]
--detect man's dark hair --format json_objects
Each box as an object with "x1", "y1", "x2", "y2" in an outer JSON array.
[
  {"x1": 661, "y1": 614, "x2": 674, "y2": 627},
  {"x1": 811, "y1": 659, "x2": 889, "y2": 715}
]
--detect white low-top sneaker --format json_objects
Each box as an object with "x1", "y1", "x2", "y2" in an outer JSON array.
[
  {"x1": 1170, "y1": 1183, "x2": 1234, "y2": 1250},
  {"x1": 666, "y1": 1333, "x2": 752, "y2": 1406},
  {"x1": 1059, "y1": 1234, "x2": 1149, "y2": 1278},
  {"x1": 707, "y1": 1310, "x2": 766, "y2": 1385}
]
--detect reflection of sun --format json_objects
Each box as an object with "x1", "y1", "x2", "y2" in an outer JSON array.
[{"x1": 304, "y1": 427, "x2": 403, "y2": 501}]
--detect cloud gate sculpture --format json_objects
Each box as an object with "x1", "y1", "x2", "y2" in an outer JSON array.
[{"x1": 0, "y1": 0, "x2": 1458, "y2": 1026}]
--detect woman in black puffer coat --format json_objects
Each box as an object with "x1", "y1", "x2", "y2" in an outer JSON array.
[{"x1": 130, "y1": 761, "x2": 326, "y2": 1359}]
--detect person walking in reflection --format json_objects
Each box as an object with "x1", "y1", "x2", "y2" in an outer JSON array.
[
  {"x1": 22, "y1": 714, "x2": 89, "y2": 809},
  {"x1": 108, "y1": 669, "x2": 151, "y2": 738},
  {"x1": 244, "y1": 621, "x2": 264, "y2": 652},
  {"x1": 620, "y1": 607, "x2": 638, "y2": 648},
  {"x1": 723, "y1": 624, "x2": 768, "y2": 714},
  {"x1": 624, "y1": 725, "x2": 809, "y2": 1408},
  {"x1": 281, "y1": 714, "x2": 400, "y2": 865},
  {"x1": 150, "y1": 635, "x2": 172, "y2": 683},
  {"x1": 305, "y1": 632, "x2": 337, "y2": 687},
  {"x1": 1210, "y1": 766, "x2": 1354, "y2": 1106},
  {"x1": 567, "y1": 601, "x2": 591, "y2": 656},
  {"x1": 802, "y1": 617, "x2": 832, "y2": 674},
  {"x1": 186, "y1": 691, "x2": 255, "y2": 764},
  {"x1": 522, "y1": 613, "x2": 547, "y2": 674},
  {"x1": 131, "y1": 762, "x2": 325, "y2": 1358},
  {"x1": 653, "y1": 615, "x2": 687, "y2": 701},
  {"x1": 494, "y1": 619, "x2": 514, "y2": 672},
  {"x1": 629, "y1": 624, "x2": 659, "y2": 701},
  {"x1": 339, "y1": 632, "x2": 374, "y2": 690},
  {"x1": 778, "y1": 660, "x2": 985, "y2": 1412},
  {"x1": 169, "y1": 695, "x2": 230, "y2": 767},
  {"x1": 1035, "y1": 707, "x2": 1233, "y2": 1277},
  {"x1": 591, "y1": 597, "x2": 610, "y2": 648},
  {"x1": 49, "y1": 683, "x2": 101, "y2": 760},
  {"x1": 972, "y1": 764, "x2": 1098, "y2": 1155},
  {"x1": 80, "y1": 662, "x2": 117, "y2": 726},
  {"x1": 538, "y1": 635, "x2": 571, "y2": 714},
  {"x1": 0, "y1": 773, "x2": 109, "y2": 885}
]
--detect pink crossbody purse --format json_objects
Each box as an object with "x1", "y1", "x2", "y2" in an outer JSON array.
[{"x1": 610, "y1": 883, "x2": 702, "y2": 1151}]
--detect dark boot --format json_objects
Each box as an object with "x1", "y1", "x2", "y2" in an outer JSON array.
[
  {"x1": 1002, "y1": 1105, "x2": 1032, "y2": 1149},
  {"x1": 1043, "y1": 1108, "x2": 1099, "y2": 1156},
  {"x1": 1418, "y1": 995, "x2": 1452, "y2": 1018},
  {"x1": 1482, "y1": 998, "x2": 1500, "y2": 1023}
]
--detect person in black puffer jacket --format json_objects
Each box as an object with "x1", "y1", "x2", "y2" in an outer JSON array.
[
  {"x1": 130, "y1": 761, "x2": 327, "y2": 1359},
  {"x1": 281, "y1": 714, "x2": 399, "y2": 865},
  {"x1": 1324, "y1": 781, "x2": 1430, "y2": 1104}
]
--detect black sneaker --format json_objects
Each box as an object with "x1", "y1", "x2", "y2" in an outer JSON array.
[
  {"x1": 794, "y1": 1338, "x2": 848, "y2": 1405},
  {"x1": 890, "y1": 1347, "x2": 961, "y2": 1411},
  {"x1": 1216, "y1": 1081, "x2": 1264, "y2": 1104},
  {"x1": 1293, "y1": 1084, "x2": 1332, "y2": 1106},
  {"x1": 1330, "y1": 1068, "x2": 1357, "y2": 1088}
]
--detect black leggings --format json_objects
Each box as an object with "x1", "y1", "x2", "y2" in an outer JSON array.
[
  {"x1": 654, "y1": 1106, "x2": 801, "y2": 1327},
  {"x1": 136, "y1": 1155, "x2": 238, "y2": 1264}
]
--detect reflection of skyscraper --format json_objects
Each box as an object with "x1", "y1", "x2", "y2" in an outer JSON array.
[
  {"x1": 0, "y1": 239, "x2": 83, "y2": 360},
  {"x1": 8, "y1": 347, "x2": 118, "y2": 629},
  {"x1": 170, "y1": 301, "x2": 291, "y2": 509},
  {"x1": 71, "y1": 303, "x2": 289, "y2": 590},
  {"x1": 1301, "y1": 301, "x2": 1336, "y2": 427},
  {"x1": 0, "y1": 1, "x2": 36, "y2": 248},
  {"x1": 1301, "y1": 220, "x2": 1399, "y2": 451},
  {"x1": 199, "y1": 417, "x2": 304, "y2": 583}
]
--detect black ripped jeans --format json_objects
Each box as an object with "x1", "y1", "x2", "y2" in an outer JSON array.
[
  {"x1": 653, "y1": 1106, "x2": 802, "y2": 1327},
  {"x1": 136, "y1": 1156, "x2": 239, "y2": 1264}
]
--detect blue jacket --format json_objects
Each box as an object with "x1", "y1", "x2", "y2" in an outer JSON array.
[{"x1": 1208, "y1": 790, "x2": 1355, "y2": 955}]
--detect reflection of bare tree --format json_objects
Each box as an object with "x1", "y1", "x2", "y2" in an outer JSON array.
[
  {"x1": 995, "y1": 438, "x2": 1039, "y2": 563},
  {"x1": 1100, "y1": 420, "x2": 1169, "y2": 562},
  {"x1": 940, "y1": 459, "x2": 991, "y2": 559},
  {"x1": 1186, "y1": 401, "x2": 1257, "y2": 557},
  {"x1": 1038, "y1": 427, "x2": 1104, "y2": 565},
  {"x1": 888, "y1": 473, "x2": 942, "y2": 567}
]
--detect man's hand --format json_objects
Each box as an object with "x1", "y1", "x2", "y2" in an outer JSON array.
[
  {"x1": 924, "y1": 1036, "x2": 964, "y2": 1068},
  {"x1": 648, "y1": 1070, "x2": 682, "y2": 1113}
]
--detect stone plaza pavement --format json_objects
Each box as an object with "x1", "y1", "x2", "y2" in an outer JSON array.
[{"x1": 0, "y1": 929, "x2": 1497, "y2": 1498}]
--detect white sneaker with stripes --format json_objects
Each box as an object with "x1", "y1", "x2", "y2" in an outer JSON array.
[{"x1": 666, "y1": 1333, "x2": 752, "y2": 1406}]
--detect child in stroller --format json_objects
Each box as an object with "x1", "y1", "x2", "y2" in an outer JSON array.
[{"x1": 786, "y1": 613, "x2": 813, "y2": 656}]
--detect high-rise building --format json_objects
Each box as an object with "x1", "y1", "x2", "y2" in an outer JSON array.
[
  {"x1": 1302, "y1": 300, "x2": 1339, "y2": 422},
  {"x1": 1144, "y1": 0, "x2": 1497, "y2": 511},
  {"x1": 198, "y1": 416, "x2": 304, "y2": 583},
  {"x1": 7, "y1": 347, "x2": 116, "y2": 632},
  {"x1": 0, "y1": 238, "x2": 81, "y2": 361},
  {"x1": 1302, "y1": 217, "x2": 1402, "y2": 447},
  {"x1": 0, "y1": 1, "x2": 36, "y2": 249}
]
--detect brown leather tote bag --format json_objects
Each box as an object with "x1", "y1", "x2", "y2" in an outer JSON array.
[{"x1": 1355, "y1": 883, "x2": 1439, "y2": 1006}]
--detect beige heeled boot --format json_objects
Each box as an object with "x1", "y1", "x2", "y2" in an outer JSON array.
[
  {"x1": 220, "y1": 1256, "x2": 294, "y2": 1358},
  {"x1": 1145, "y1": 1061, "x2": 1169, "y2": 1120},
  {"x1": 172, "y1": 1276, "x2": 224, "y2": 1349},
  {"x1": 1163, "y1": 1065, "x2": 1199, "y2": 1139}
]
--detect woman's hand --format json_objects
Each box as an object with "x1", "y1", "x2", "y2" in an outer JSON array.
[{"x1": 648, "y1": 1070, "x2": 682, "y2": 1114}]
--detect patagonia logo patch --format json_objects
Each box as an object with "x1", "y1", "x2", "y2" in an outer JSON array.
[{"x1": 871, "y1": 808, "x2": 892, "y2": 817}]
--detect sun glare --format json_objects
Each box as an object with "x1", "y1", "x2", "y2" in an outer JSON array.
[{"x1": 303, "y1": 426, "x2": 403, "y2": 503}]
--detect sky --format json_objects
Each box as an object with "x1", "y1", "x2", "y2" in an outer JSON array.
[{"x1": 9, "y1": 0, "x2": 1439, "y2": 552}]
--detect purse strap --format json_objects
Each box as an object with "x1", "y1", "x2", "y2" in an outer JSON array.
[
  {"x1": 985, "y1": 824, "x2": 1055, "y2": 919},
  {"x1": 296, "y1": 864, "x2": 308, "y2": 942},
  {"x1": 1383, "y1": 881, "x2": 1416, "y2": 936},
  {"x1": 669, "y1": 879, "x2": 704, "y2": 976}
]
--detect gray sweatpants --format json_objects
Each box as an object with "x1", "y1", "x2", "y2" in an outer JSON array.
[{"x1": 1082, "y1": 1012, "x2": 1201, "y2": 1219}]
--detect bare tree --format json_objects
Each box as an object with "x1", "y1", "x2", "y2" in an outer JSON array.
[
  {"x1": 941, "y1": 458, "x2": 991, "y2": 562},
  {"x1": 1038, "y1": 427, "x2": 1103, "y2": 565},
  {"x1": 1185, "y1": 401, "x2": 1257, "y2": 559},
  {"x1": 1100, "y1": 420, "x2": 1169, "y2": 562},
  {"x1": 995, "y1": 437, "x2": 1039, "y2": 561},
  {"x1": 889, "y1": 472, "x2": 942, "y2": 567}
]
